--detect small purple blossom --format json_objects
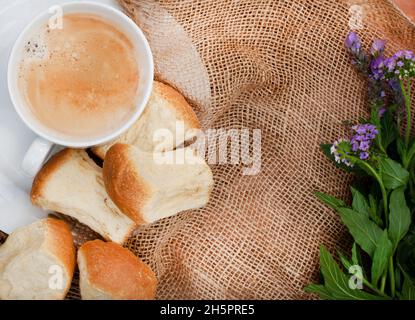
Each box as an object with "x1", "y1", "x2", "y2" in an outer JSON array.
[
  {"x1": 345, "y1": 32, "x2": 361, "y2": 53},
  {"x1": 351, "y1": 140, "x2": 359, "y2": 152},
  {"x1": 345, "y1": 32, "x2": 369, "y2": 73},
  {"x1": 350, "y1": 124, "x2": 379, "y2": 160},
  {"x1": 371, "y1": 39, "x2": 386, "y2": 56},
  {"x1": 360, "y1": 152, "x2": 370, "y2": 160},
  {"x1": 331, "y1": 124, "x2": 379, "y2": 165},
  {"x1": 352, "y1": 124, "x2": 378, "y2": 135},
  {"x1": 378, "y1": 107, "x2": 387, "y2": 117},
  {"x1": 382, "y1": 50, "x2": 415, "y2": 80},
  {"x1": 359, "y1": 140, "x2": 370, "y2": 151},
  {"x1": 394, "y1": 50, "x2": 415, "y2": 60},
  {"x1": 385, "y1": 57, "x2": 396, "y2": 72},
  {"x1": 370, "y1": 56, "x2": 385, "y2": 80}
]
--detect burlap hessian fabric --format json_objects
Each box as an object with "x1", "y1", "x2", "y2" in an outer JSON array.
[{"x1": 2, "y1": 0, "x2": 415, "y2": 300}]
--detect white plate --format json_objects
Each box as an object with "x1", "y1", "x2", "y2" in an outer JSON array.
[{"x1": 0, "y1": 0, "x2": 121, "y2": 234}]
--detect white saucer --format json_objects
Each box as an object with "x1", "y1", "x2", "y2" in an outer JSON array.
[{"x1": 0, "y1": 0, "x2": 120, "y2": 234}]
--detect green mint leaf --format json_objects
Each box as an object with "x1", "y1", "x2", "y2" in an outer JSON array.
[
  {"x1": 351, "y1": 187, "x2": 370, "y2": 217},
  {"x1": 304, "y1": 284, "x2": 334, "y2": 300},
  {"x1": 315, "y1": 191, "x2": 346, "y2": 210},
  {"x1": 368, "y1": 194, "x2": 383, "y2": 227},
  {"x1": 369, "y1": 194, "x2": 377, "y2": 212},
  {"x1": 371, "y1": 230, "x2": 393, "y2": 286},
  {"x1": 379, "y1": 158, "x2": 409, "y2": 190},
  {"x1": 317, "y1": 246, "x2": 387, "y2": 300},
  {"x1": 389, "y1": 188, "x2": 411, "y2": 249},
  {"x1": 337, "y1": 208, "x2": 383, "y2": 257}
]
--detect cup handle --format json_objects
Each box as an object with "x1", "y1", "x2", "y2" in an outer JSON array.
[{"x1": 21, "y1": 138, "x2": 54, "y2": 177}]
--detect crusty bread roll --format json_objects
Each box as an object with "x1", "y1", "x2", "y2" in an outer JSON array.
[
  {"x1": 78, "y1": 240, "x2": 157, "y2": 300},
  {"x1": 92, "y1": 81, "x2": 201, "y2": 159},
  {"x1": 31, "y1": 149, "x2": 136, "y2": 244},
  {"x1": 0, "y1": 218, "x2": 75, "y2": 300},
  {"x1": 103, "y1": 143, "x2": 214, "y2": 224}
]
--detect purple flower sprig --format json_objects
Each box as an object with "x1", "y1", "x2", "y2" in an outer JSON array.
[
  {"x1": 310, "y1": 33, "x2": 415, "y2": 301},
  {"x1": 345, "y1": 32, "x2": 369, "y2": 73},
  {"x1": 370, "y1": 56, "x2": 386, "y2": 80},
  {"x1": 371, "y1": 39, "x2": 386, "y2": 57},
  {"x1": 345, "y1": 32, "x2": 385, "y2": 79},
  {"x1": 379, "y1": 51, "x2": 415, "y2": 147},
  {"x1": 382, "y1": 50, "x2": 415, "y2": 80},
  {"x1": 330, "y1": 124, "x2": 379, "y2": 166},
  {"x1": 345, "y1": 32, "x2": 362, "y2": 53},
  {"x1": 345, "y1": 32, "x2": 388, "y2": 118},
  {"x1": 350, "y1": 124, "x2": 379, "y2": 160}
]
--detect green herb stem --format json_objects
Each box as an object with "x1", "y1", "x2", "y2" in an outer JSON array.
[
  {"x1": 400, "y1": 79, "x2": 412, "y2": 148},
  {"x1": 380, "y1": 271, "x2": 387, "y2": 293},
  {"x1": 355, "y1": 159, "x2": 388, "y2": 224},
  {"x1": 362, "y1": 277, "x2": 389, "y2": 298},
  {"x1": 404, "y1": 143, "x2": 415, "y2": 169},
  {"x1": 377, "y1": 140, "x2": 387, "y2": 154},
  {"x1": 388, "y1": 257, "x2": 395, "y2": 297},
  {"x1": 381, "y1": 186, "x2": 388, "y2": 227}
]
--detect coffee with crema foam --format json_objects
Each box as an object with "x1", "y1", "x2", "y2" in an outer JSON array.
[{"x1": 18, "y1": 14, "x2": 139, "y2": 139}]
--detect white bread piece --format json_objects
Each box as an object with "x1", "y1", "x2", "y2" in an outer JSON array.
[
  {"x1": 0, "y1": 218, "x2": 75, "y2": 300},
  {"x1": 78, "y1": 240, "x2": 157, "y2": 300},
  {"x1": 103, "y1": 143, "x2": 214, "y2": 225},
  {"x1": 31, "y1": 149, "x2": 136, "y2": 244},
  {"x1": 92, "y1": 81, "x2": 201, "y2": 159}
]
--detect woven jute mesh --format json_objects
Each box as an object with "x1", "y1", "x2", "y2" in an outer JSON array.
[{"x1": 2, "y1": 0, "x2": 415, "y2": 300}]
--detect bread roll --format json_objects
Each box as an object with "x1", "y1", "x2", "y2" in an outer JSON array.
[
  {"x1": 92, "y1": 81, "x2": 201, "y2": 158},
  {"x1": 78, "y1": 240, "x2": 157, "y2": 300},
  {"x1": 103, "y1": 143, "x2": 214, "y2": 224},
  {"x1": 0, "y1": 218, "x2": 75, "y2": 300},
  {"x1": 31, "y1": 149, "x2": 136, "y2": 244}
]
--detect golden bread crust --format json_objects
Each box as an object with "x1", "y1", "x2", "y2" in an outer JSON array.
[
  {"x1": 152, "y1": 81, "x2": 201, "y2": 129},
  {"x1": 44, "y1": 218, "x2": 76, "y2": 294},
  {"x1": 30, "y1": 149, "x2": 73, "y2": 204},
  {"x1": 102, "y1": 144, "x2": 149, "y2": 225},
  {"x1": 79, "y1": 240, "x2": 157, "y2": 300}
]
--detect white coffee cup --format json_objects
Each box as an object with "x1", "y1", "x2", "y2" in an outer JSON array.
[{"x1": 8, "y1": 1, "x2": 154, "y2": 177}]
